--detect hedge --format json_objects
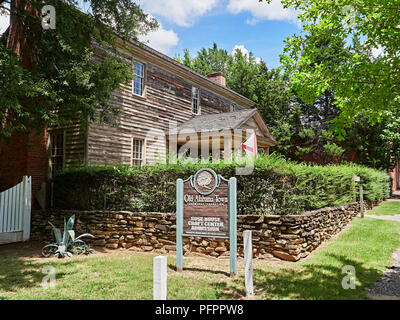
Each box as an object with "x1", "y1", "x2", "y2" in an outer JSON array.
[{"x1": 52, "y1": 154, "x2": 392, "y2": 215}]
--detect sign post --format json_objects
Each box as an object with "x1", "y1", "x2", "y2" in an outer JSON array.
[
  {"x1": 353, "y1": 176, "x2": 364, "y2": 218},
  {"x1": 360, "y1": 185, "x2": 364, "y2": 218},
  {"x1": 176, "y1": 168, "x2": 237, "y2": 276},
  {"x1": 229, "y1": 177, "x2": 237, "y2": 277},
  {"x1": 176, "y1": 178, "x2": 183, "y2": 272},
  {"x1": 353, "y1": 176, "x2": 360, "y2": 203}
]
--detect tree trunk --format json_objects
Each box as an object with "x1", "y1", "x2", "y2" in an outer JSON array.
[{"x1": 7, "y1": 0, "x2": 39, "y2": 69}]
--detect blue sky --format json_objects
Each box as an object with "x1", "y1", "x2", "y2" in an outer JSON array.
[
  {"x1": 167, "y1": 12, "x2": 300, "y2": 69},
  {"x1": 0, "y1": 0, "x2": 302, "y2": 69},
  {"x1": 138, "y1": 0, "x2": 301, "y2": 69}
]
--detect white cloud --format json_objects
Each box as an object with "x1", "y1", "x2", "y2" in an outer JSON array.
[
  {"x1": 139, "y1": 22, "x2": 179, "y2": 55},
  {"x1": 371, "y1": 46, "x2": 384, "y2": 58},
  {"x1": 232, "y1": 44, "x2": 249, "y2": 57},
  {"x1": 231, "y1": 44, "x2": 261, "y2": 63},
  {"x1": 245, "y1": 17, "x2": 259, "y2": 26},
  {"x1": 140, "y1": 0, "x2": 219, "y2": 27},
  {"x1": 227, "y1": 0, "x2": 298, "y2": 24},
  {"x1": 0, "y1": 10, "x2": 10, "y2": 34}
]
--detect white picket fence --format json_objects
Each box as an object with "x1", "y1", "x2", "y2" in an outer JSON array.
[{"x1": 0, "y1": 176, "x2": 31, "y2": 245}]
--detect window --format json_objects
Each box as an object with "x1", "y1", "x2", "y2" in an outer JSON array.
[
  {"x1": 230, "y1": 103, "x2": 237, "y2": 112},
  {"x1": 192, "y1": 87, "x2": 200, "y2": 114},
  {"x1": 50, "y1": 132, "x2": 65, "y2": 175},
  {"x1": 131, "y1": 138, "x2": 144, "y2": 167},
  {"x1": 133, "y1": 62, "x2": 145, "y2": 96}
]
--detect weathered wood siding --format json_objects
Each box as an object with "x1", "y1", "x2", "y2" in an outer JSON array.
[
  {"x1": 48, "y1": 123, "x2": 86, "y2": 168},
  {"x1": 87, "y1": 57, "x2": 247, "y2": 166},
  {"x1": 240, "y1": 118, "x2": 264, "y2": 137}
]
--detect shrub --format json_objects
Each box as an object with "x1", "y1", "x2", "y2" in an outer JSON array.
[{"x1": 52, "y1": 154, "x2": 391, "y2": 215}]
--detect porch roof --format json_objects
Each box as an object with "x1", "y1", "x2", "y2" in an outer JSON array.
[{"x1": 168, "y1": 109, "x2": 277, "y2": 147}]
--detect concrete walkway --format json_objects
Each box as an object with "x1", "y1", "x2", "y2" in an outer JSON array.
[
  {"x1": 365, "y1": 190, "x2": 400, "y2": 222},
  {"x1": 365, "y1": 214, "x2": 400, "y2": 223},
  {"x1": 367, "y1": 194, "x2": 400, "y2": 300}
]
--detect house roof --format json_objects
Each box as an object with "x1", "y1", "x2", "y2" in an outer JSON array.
[
  {"x1": 122, "y1": 40, "x2": 256, "y2": 108},
  {"x1": 168, "y1": 108, "x2": 277, "y2": 145}
]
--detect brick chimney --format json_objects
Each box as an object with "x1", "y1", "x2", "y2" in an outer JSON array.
[{"x1": 207, "y1": 72, "x2": 226, "y2": 86}]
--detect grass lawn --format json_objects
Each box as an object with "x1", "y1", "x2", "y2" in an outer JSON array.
[
  {"x1": 367, "y1": 201, "x2": 400, "y2": 216},
  {"x1": 0, "y1": 217, "x2": 399, "y2": 300}
]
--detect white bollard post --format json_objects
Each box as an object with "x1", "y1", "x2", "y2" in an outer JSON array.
[
  {"x1": 243, "y1": 230, "x2": 254, "y2": 297},
  {"x1": 360, "y1": 185, "x2": 364, "y2": 218},
  {"x1": 153, "y1": 256, "x2": 167, "y2": 300}
]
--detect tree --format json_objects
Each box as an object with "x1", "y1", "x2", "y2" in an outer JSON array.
[
  {"x1": 175, "y1": 43, "x2": 297, "y2": 154},
  {"x1": 279, "y1": 30, "x2": 400, "y2": 169},
  {"x1": 342, "y1": 111, "x2": 400, "y2": 170},
  {"x1": 0, "y1": 0, "x2": 158, "y2": 139},
  {"x1": 283, "y1": 33, "x2": 349, "y2": 164},
  {"x1": 176, "y1": 41, "x2": 400, "y2": 169},
  {"x1": 263, "y1": 0, "x2": 400, "y2": 135}
]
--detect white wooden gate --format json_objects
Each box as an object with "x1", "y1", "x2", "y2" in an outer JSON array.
[{"x1": 0, "y1": 176, "x2": 31, "y2": 245}]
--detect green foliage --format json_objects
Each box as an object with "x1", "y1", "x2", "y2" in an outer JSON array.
[
  {"x1": 176, "y1": 36, "x2": 399, "y2": 170},
  {"x1": 263, "y1": 0, "x2": 400, "y2": 133},
  {"x1": 0, "y1": 0, "x2": 158, "y2": 139},
  {"x1": 175, "y1": 43, "x2": 294, "y2": 129},
  {"x1": 279, "y1": 34, "x2": 400, "y2": 169},
  {"x1": 52, "y1": 154, "x2": 391, "y2": 215},
  {"x1": 174, "y1": 42, "x2": 400, "y2": 170},
  {"x1": 342, "y1": 110, "x2": 400, "y2": 170},
  {"x1": 175, "y1": 43, "x2": 305, "y2": 162},
  {"x1": 42, "y1": 214, "x2": 95, "y2": 258}
]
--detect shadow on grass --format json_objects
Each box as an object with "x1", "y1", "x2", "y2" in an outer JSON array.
[
  {"x1": 0, "y1": 256, "x2": 70, "y2": 294},
  {"x1": 213, "y1": 253, "x2": 382, "y2": 300},
  {"x1": 167, "y1": 263, "x2": 231, "y2": 277},
  {"x1": 0, "y1": 241, "x2": 94, "y2": 295}
]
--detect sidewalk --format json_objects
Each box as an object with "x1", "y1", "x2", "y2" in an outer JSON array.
[
  {"x1": 366, "y1": 192, "x2": 400, "y2": 300},
  {"x1": 365, "y1": 190, "x2": 400, "y2": 222},
  {"x1": 364, "y1": 214, "x2": 400, "y2": 223}
]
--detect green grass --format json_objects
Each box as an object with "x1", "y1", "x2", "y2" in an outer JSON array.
[
  {"x1": 0, "y1": 217, "x2": 399, "y2": 300},
  {"x1": 0, "y1": 253, "x2": 222, "y2": 300},
  {"x1": 249, "y1": 218, "x2": 400, "y2": 299},
  {"x1": 367, "y1": 201, "x2": 400, "y2": 216}
]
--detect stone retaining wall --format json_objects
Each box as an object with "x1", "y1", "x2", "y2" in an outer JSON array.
[{"x1": 31, "y1": 203, "x2": 361, "y2": 261}]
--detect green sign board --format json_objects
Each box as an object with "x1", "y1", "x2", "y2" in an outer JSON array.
[{"x1": 176, "y1": 168, "x2": 237, "y2": 276}]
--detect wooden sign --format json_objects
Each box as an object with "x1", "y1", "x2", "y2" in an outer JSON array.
[
  {"x1": 183, "y1": 169, "x2": 229, "y2": 237},
  {"x1": 176, "y1": 168, "x2": 237, "y2": 276}
]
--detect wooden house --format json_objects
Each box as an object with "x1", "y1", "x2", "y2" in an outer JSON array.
[
  {"x1": 0, "y1": 40, "x2": 277, "y2": 209},
  {"x1": 47, "y1": 41, "x2": 277, "y2": 176}
]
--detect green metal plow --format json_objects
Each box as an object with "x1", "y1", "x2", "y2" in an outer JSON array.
[{"x1": 42, "y1": 215, "x2": 95, "y2": 258}]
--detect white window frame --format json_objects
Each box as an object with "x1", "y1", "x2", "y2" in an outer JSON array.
[
  {"x1": 132, "y1": 61, "x2": 146, "y2": 97},
  {"x1": 192, "y1": 87, "x2": 200, "y2": 115},
  {"x1": 131, "y1": 137, "x2": 146, "y2": 167}
]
